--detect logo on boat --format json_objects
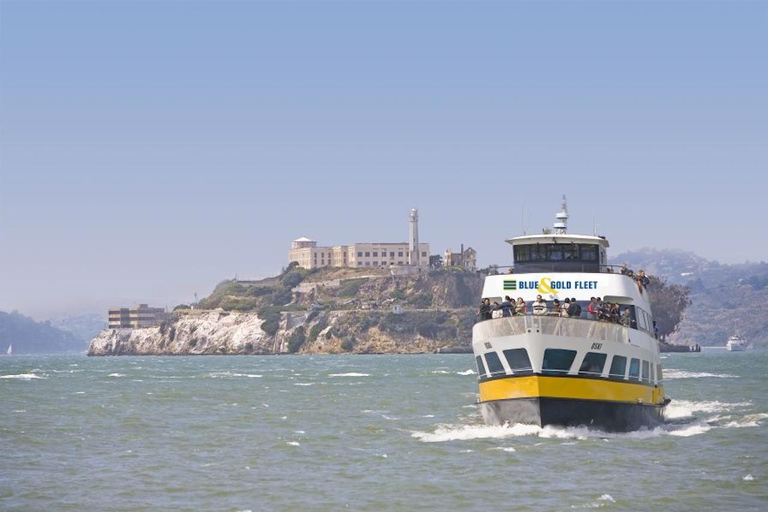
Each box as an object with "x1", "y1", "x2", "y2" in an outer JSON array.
[{"x1": 508, "y1": 277, "x2": 599, "y2": 294}]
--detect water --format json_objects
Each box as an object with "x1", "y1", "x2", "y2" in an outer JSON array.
[{"x1": 1, "y1": 350, "x2": 766, "y2": 511}]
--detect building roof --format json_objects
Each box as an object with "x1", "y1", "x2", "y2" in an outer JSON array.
[{"x1": 293, "y1": 237, "x2": 315, "y2": 242}]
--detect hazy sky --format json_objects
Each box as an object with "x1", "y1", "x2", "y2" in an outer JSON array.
[{"x1": 1, "y1": 0, "x2": 766, "y2": 319}]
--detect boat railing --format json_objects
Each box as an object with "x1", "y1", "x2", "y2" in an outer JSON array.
[{"x1": 473, "y1": 315, "x2": 631, "y2": 344}]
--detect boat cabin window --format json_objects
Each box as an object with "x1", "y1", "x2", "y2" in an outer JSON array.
[
  {"x1": 642, "y1": 361, "x2": 651, "y2": 383},
  {"x1": 475, "y1": 356, "x2": 487, "y2": 379},
  {"x1": 484, "y1": 352, "x2": 505, "y2": 377},
  {"x1": 628, "y1": 358, "x2": 640, "y2": 381},
  {"x1": 503, "y1": 348, "x2": 533, "y2": 375},
  {"x1": 608, "y1": 355, "x2": 627, "y2": 380},
  {"x1": 578, "y1": 352, "x2": 607, "y2": 377},
  {"x1": 542, "y1": 349, "x2": 577, "y2": 375},
  {"x1": 656, "y1": 364, "x2": 663, "y2": 383},
  {"x1": 513, "y1": 243, "x2": 601, "y2": 273}
]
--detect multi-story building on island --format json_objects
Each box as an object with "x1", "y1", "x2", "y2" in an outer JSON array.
[
  {"x1": 289, "y1": 208, "x2": 430, "y2": 270},
  {"x1": 108, "y1": 304, "x2": 168, "y2": 329},
  {"x1": 444, "y1": 246, "x2": 478, "y2": 271}
]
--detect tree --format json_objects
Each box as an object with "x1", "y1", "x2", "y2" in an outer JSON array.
[
  {"x1": 647, "y1": 276, "x2": 691, "y2": 341},
  {"x1": 429, "y1": 254, "x2": 443, "y2": 268}
]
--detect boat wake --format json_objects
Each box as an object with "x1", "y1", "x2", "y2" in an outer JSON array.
[
  {"x1": 663, "y1": 369, "x2": 738, "y2": 380},
  {"x1": 412, "y1": 399, "x2": 763, "y2": 442}
]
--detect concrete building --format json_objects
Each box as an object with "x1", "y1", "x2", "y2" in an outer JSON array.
[
  {"x1": 289, "y1": 239, "x2": 430, "y2": 270},
  {"x1": 108, "y1": 304, "x2": 168, "y2": 329},
  {"x1": 288, "y1": 208, "x2": 430, "y2": 270},
  {"x1": 444, "y1": 246, "x2": 478, "y2": 271}
]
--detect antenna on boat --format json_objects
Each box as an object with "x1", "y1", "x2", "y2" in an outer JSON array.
[{"x1": 554, "y1": 195, "x2": 568, "y2": 234}]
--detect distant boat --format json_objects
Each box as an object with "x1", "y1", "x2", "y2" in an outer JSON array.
[
  {"x1": 726, "y1": 336, "x2": 747, "y2": 352},
  {"x1": 5, "y1": 343, "x2": 11, "y2": 356}
]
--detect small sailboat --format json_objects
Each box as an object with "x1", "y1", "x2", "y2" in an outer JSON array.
[{"x1": 5, "y1": 343, "x2": 11, "y2": 356}]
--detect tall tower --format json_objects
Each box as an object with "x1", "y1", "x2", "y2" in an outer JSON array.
[
  {"x1": 554, "y1": 195, "x2": 568, "y2": 234},
  {"x1": 409, "y1": 208, "x2": 420, "y2": 266}
]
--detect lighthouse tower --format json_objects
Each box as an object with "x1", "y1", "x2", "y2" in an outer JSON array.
[{"x1": 409, "y1": 208, "x2": 420, "y2": 266}]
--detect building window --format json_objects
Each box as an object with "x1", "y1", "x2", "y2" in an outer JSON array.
[
  {"x1": 390, "y1": 252, "x2": 395, "y2": 257},
  {"x1": 422, "y1": 251, "x2": 427, "y2": 257},
  {"x1": 502, "y1": 348, "x2": 533, "y2": 375},
  {"x1": 365, "y1": 262, "x2": 370, "y2": 266},
  {"x1": 358, "y1": 262, "x2": 363, "y2": 266},
  {"x1": 542, "y1": 349, "x2": 576, "y2": 375},
  {"x1": 398, "y1": 251, "x2": 403, "y2": 257},
  {"x1": 373, "y1": 252, "x2": 378, "y2": 257},
  {"x1": 578, "y1": 352, "x2": 607, "y2": 377},
  {"x1": 373, "y1": 261, "x2": 378, "y2": 266},
  {"x1": 358, "y1": 252, "x2": 362, "y2": 257},
  {"x1": 365, "y1": 252, "x2": 370, "y2": 257},
  {"x1": 484, "y1": 352, "x2": 505, "y2": 377}
]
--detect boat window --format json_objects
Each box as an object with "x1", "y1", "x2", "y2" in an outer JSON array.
[
  {"x1": 485, "y1": 352, "x2": 505, "y2": 377},
  {"x1": 580, "y1": 245, "x2": 598, "y2": 261},
  {"x1": 649, "y1": 363, "x2": 655, "y2": 384},
  {"x1": 530, "y1": 245, "x2": 546, "y2": 261},
  {"x1": 628, "y1": 358, "x2": 640, "y2": 381},
  {"x1": 563, "y1": 244, "x2": 580, "y2": 260},
  {"x1": 514, "y1": 245, "x2": 531, "y2": 263},
  {"x1": 546, "y1": 244, "x2": 563, "y2": 261},
  {"x1": 475, "y1": 356, "x2": 486, "y2": 378},
  {"x1": 642, "y1": 361, "x2": 650, "y2": 383},
  {"x1": 656, "y1": 364, "x2": 663, "y2": 383},
  {"x1": 578, "y1": 352, "x2": 607, "y2": 377},
  {"x1": 503, "y1": 348, "x2": 533, "y2": 375},
  {"x1": 542, "y1": 349, "x2": 577, "y2": 375},
  {"x1": 608, "y1": 355, "x2": 627, "y2": 380}
]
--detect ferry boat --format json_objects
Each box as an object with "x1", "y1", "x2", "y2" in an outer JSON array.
[
  {"x1": 472, "y1": 198, "x2": 669, "y2": 432},
  {"x1": 726, "y1": 335, "x2": 747, "y2": 352}
]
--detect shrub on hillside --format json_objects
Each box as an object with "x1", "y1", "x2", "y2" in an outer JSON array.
[{"x1": 288, "y1": 327, "x2": 306, "y2": 353}]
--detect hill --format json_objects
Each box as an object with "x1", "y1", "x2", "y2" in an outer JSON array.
[
  {"x1": 89, "y1": 266, "x2": 484, "y2": 356},
  {"x1": 0, "y1": 310, "x2": 87, "y2": 354},
  {"x1": 613, "y1": 249, "x2": 768, "y2": 347}
]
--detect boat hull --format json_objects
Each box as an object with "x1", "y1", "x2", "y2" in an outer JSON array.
[{"x1": 480, "y1": 396, "x2": 665, "y2": 432}]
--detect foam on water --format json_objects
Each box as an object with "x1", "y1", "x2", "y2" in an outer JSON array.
[
  {"x1": 665, "y1": 399, "x2": 751, "y2": 420},
  {"x1": 457, "y1": 369, "x2": 475, "y2": 376},
  {"x1": 664, "y1": 369, "x2": 738, "y2": 380},
  {"x1": 743, "y1": 474, "x2": 754, "y2": 481},
  {"x1": 328, "y1": 373, "x2": 370, "y2": 377},
  {"x1": 108, "y1": 373, "x2": 125, "y2": 377},
  {"x1": 294, "y1": 383, "x2": 314, "y2": 386},
  {"x1": 571, "y1": 494, "x2": 616, "y2": 509},
  {"x1": 207, "y1": 371, "x2": 262, "y2": 378},
  {"x1": 0, "y1": 373, "x2": 45, "y2": 380}
]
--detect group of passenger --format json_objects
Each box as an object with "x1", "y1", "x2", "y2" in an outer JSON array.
[
  {"x1": 617, "y1": 263, "x2": 650, "y2": 292},
  {"x1": 478, "y1": 295, "x2": 636, "y2": 328}
]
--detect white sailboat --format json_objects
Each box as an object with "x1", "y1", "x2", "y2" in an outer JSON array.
[{"x1": 5, "y1": 343, "x2": 11, "y2": 356}]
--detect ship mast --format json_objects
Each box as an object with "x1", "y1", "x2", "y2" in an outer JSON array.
[{"x1": 554, "y1": 195, "x2": 568, "y2": 234}]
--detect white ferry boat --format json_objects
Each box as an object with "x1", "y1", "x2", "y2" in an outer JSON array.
[
  {"x1": 472, "y1": 199, "x2": 669, "y2": 432},
  {"x1": 726, "y1": 335, "x2": 747, "y2": 352}
]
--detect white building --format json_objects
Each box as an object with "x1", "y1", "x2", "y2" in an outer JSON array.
[{"x1": 289, "y1": 239, "x2": 429, "y2": 270}]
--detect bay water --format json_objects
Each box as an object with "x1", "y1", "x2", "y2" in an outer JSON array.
[{"x1": 1, "y1": 350, "x2": 766, "y2": 511}]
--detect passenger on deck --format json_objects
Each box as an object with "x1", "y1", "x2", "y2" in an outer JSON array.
[
  {"x1": 638, "y1": 270, "x2": 650, "y2": 288},
  {"x1": 561, "y1": 298, "x2": 570, "y2": 317},
  {"x1": 620, "y1": 263, "x2": 634, "y2": 277},
  {"x1": 532, "y1": 295, "x2": 549, "y2": 316},
  {"x1": 479, "y1": 298, "x2": 492, "y2": 320},
  {"x1": 500, "y1": 296, "x2": 513, "y2": 317},
  {"x1": 515, "y1": 297, "x2": 527, "y2": 316},
  {"x1": 491, "y1": 301, "x2": 503, "y2": 319},
  {"x1": 507, "y1": 267, "x2": 515, "y2": 274},
  {"x1": 587, "y1": 297, "x2": 597, "y2": 320},
  {"x1": 552, "y1": 299, "x2": 561, "y2": 316},
  {"x1": 620, "y1": 307, "x2": 634, "y2": 328},
  {"x1": 569, "y1": 298, "x2": 582, "y2": 318},
  {"x1": 610, "y1": 303, "x2": 621, "y2": 323}
]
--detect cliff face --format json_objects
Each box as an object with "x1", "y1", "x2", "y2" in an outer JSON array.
[
  {"x1": 88, "y1": 267, "x2": 485, "y2": 356},
  {"x1": 88, "y1": 308, "x2": 474, "y2": 356}
]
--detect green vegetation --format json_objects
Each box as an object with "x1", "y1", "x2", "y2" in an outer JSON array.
[
  {"x1": 258, "y1": 307, "x2": 281, "y2": 336},
  {"x1": 338, "y1": 278, "x2": 368, "y2": 298},
  {"x1": 340, "y1": 338, "x2": 356, "y2": 351},
  {"x1": 288, "y1": 326, "x2": 306, "y2": 353},
  {"x1": 307, "y1": 316, "x2": 329, "y2": 343}
]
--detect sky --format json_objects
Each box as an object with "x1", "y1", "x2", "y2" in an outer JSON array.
[{"x1": 1, "y1": 0, "x2": 766, "y2": 319}]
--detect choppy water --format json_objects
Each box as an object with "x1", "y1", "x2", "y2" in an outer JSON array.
[{"x1": 1, "y1": 350, "x2": 766, "y2": 511}]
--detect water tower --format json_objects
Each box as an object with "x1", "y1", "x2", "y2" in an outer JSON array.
[{"x1": 409, "y1": 208, "x2": 420, "y2": 266}]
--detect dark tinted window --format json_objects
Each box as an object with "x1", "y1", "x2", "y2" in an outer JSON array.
[
  {"x1": 657, "y1": 364, "x2": 663, "y2": 382},
  {"x1": 642, "y1": 361, "x2": 651, "y2": 383},
  {"x1": 503, "y1": 348, "x2": 533, "y2": 375},
  {"x1": 580, "y1": 245, "x2": 598, "y2": 261},
  {"x1": 542, "y1": 349, "x2": 577, "y2": 375},
  {"x1": 485, "y1": 352, "x2": 505, "y2": 376},
  {"x1": 475, "y1": 356, "x2": 486, "y2": 378},
  {"x1": 579, "y1": 352, "x2": 607, "y2": 377},
  {"x1": 608, "y1": 355, "x2": 627, "y2": 380},
  {"x1": 629, "y1": 358, "x2": 640, "y2": 381}
]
